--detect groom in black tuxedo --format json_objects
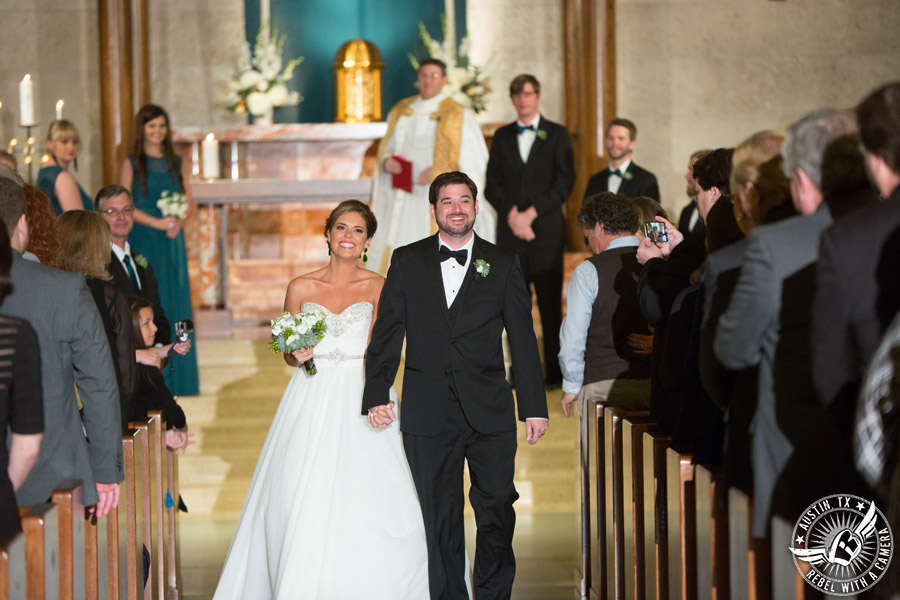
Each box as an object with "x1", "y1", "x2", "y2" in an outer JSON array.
[
  {"x1": 363, "y1": 171, "x2": 549, "y2": 600},
  {"x1": 485, "y1": 74, "x2": 575, "y2": 388}
]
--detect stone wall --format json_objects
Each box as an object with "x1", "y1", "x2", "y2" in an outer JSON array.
[{"x1": 615, "y1": 0, "x2": 900, "y2": 216}]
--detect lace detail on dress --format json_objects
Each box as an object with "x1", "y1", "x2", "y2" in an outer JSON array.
[{"x1": 301, "y1": 302, "x2": 373, "y2": 339}]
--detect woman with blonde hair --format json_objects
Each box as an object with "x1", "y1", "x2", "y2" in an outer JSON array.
[
  {"x1": 730, "y1": 130, "x2": 792, "y2": 234},
  {"x1": 56, "y1": 210, "x2": 134, "y2": 432},
  {"x1": 37, "y1": 120, "x2": 93, "y2": 215}
]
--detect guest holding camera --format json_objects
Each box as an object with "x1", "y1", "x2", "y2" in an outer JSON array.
[{"x1": 130, "y1": 296, "x2": 193, "y2": 453}]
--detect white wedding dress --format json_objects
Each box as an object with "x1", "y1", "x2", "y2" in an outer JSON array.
[{"x1": 213, "y1": 302, "x2": 429, "y2": 599}]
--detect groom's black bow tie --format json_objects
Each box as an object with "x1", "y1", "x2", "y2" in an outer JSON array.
[{"x1": 439, "y1": 245, "x2": 467, "y2": 266}]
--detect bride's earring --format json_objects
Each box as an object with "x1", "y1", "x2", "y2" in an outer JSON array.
[
  {"x1": 327, "y1": 241, "x2": 332, "y2": 256},
  {"x1": 362, "y1": 248, "x2": 368, "y2": 262}
]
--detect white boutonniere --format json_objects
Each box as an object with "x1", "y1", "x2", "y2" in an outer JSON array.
[
  {"x1": 474, "y1": 259, "x2": 490, "y2": 278},
  {"x1": 536, "y1": 129, "x2": 547, "y2": 141},
  {"x1": 622, "y1": 170, "x2": 634, "y2": 181},
  {"x1": 133, "y1": 254, "x2": 148, "y2": 269}
]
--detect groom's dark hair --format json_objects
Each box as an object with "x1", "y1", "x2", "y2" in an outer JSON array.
[{"x1": 429, "y1": 171, "x2": 478, "y2": 206}]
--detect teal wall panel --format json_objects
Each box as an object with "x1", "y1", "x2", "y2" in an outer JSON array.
[{"x1": 244, "y1": 0, "x2": 467, "y2": 123}]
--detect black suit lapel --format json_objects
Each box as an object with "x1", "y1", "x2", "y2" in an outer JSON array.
[
  {"x1": 619, "y1": 163, "x2": 637, "y2": 196},
  {"x1": 424, "y1": 236, "x2": 452, "y2": 325},
  {"x1": 108, "y1": 251, "x2": 138, "y2": 296}
]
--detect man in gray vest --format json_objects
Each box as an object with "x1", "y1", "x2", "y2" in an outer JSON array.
[{"x1": 559, "y1": 191, "x2": 651, "y2": 417}]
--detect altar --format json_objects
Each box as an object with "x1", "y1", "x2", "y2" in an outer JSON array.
[{"x1": 173, "y1": 122, "x2": 386, "y2": 335}]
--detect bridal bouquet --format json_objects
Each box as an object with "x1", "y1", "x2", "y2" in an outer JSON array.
[
  {"x1": 270, "y1": 310, "x2": 328, "y2": 375},
  {"x1": 225, "y1": 21, "x2": 303, "y2": 119},
  {"x1": 156, "y1": 190, "x2": 188, "y2": 219},
  {"x1": 409, "y1": 19, "x2": 492, "y2": 114}
]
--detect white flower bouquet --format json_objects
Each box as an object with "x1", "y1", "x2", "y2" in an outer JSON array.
[
  {"x1": 156, "y1": 190, "x2": 188, "y2": 219},
  {"x1": 409, "y1": 19, "x2": 492, "y2": 114},
  {"x1": 270, "y1": 310, "x2": 328, "y2": 375},
  {"x1": 225, "y1": 21, "x2": 303, "y2": 119}
]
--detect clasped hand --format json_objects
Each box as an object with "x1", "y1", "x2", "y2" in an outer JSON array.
[
  {"x1": 507, "y1": 207, "x2": 536, "y2": 241},
  {"x1": 367, "y1": 401, "x2": 397, "y2": 428},
  {"x1": 157, "y1": 216, "x2": 182, "y2": 239}
]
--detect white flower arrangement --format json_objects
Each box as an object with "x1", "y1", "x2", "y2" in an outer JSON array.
[
  {"x1": 156, "y1": 190, "x2": 188, "y2": 219},
  {"x1": 409, "y1": 18, "x2": 492, "y2": 114},
  {"x1": 270, "y1": 310, "x2": 328, "y2": 374},
  {"x1": 225, "y1": 21, "x2": 303, "y2": 118}
]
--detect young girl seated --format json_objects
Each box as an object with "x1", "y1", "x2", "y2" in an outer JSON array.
[{"x1": 130, "y1": 296, "x2": 193, "y2": 452}]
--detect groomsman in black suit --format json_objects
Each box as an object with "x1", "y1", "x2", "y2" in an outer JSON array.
[
  {"x1": 363, "y1": 171, "x2": 548, "y2": 600},
  {"x1": 96, "y1": 184, "x2": 171, "y2": 344},
  {"x1": 584, "y1": 118, "x2": 660, "y2": 202},
  {"x1": 485, "y1": 74, "x2": 575, "y2": 387}
]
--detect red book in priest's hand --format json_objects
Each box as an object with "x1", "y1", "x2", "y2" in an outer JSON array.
[{"x1": 391, "y1": 155, "x2": 413, "y2": 193}]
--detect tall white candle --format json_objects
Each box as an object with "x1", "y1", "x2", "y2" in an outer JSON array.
[
  {"x1": 19, "y1": 74, "x2": 35, "y2": 126},
  {"x1": 202, "y1": 133, "x2": 220, "y2": 179},
  {"x1": 55, "y1": 100, "x2": 64, "y2": 120},
  {"x1": 445, "y1": 0, "x2": 456, "y2": 60}
]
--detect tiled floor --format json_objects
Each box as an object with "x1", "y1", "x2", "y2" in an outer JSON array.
[{"x1": 176, "y1": 338, "x2": 582, "y2": 599}]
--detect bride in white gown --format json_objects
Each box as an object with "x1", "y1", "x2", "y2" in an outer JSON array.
[{"x1": 213, "y1": 201, "x2": 429, "y2": 599}]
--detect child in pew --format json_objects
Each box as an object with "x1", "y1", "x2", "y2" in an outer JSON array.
[{"x1": 129, "y1": 296, "x2": 194, "y2": 453}]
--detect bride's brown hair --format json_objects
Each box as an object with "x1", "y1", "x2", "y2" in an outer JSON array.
[{"x1": 324, "y1": 200, "x2": 377, "y2": 239}]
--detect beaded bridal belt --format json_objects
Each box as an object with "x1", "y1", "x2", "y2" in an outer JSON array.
[{"x1": 314, "y1": 349, "x2": 365, "y2": 364}]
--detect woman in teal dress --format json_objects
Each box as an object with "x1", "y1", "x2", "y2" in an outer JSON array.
[
  {"x1": 37, "y1": 120, "x2": 93, "y2": 215},
  {"x1": 119, "y1": 104, "x2": 199, "y2": 396}
]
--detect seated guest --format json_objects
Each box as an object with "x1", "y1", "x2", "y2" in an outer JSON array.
[
  {"x1": 715, "y1": 108, "x2": 868, "y2": 537},
  {"x1": 97, "y1": 184, "x2": 171, "y2": 345},
  {"x1": 23, "y1": 185, "x2": 61, "y2": 265},
  {"x1": 636, "y1": 148, "x2": 734, "y2": 430},
  {"x1": 56, "y1": 210, "x2": 135, "y2": 433},
  {"x1": 678, "y1": 150, "x2": 711, "y2": 233},
  {"x1": 559, "y1": 192, "x2": 650, "y2": 418},
  {"x1": 730, "y1": 130, "x2": 791, "y2": 235},
  {"x1": 37, "y1": 119, "x2": 93, "y2": 215},
  {"x1": 0, "y1": 218, "x2": 43, "y2": 536},
  {"x1": 0, "y1": 177, "x2": 121, "y2": 517},
  {"x1": 626, "y1": 196, "x2": 669, "y2": 356},
  {"x1": 129, "y1": 297, "x2": 192, "y2": 453},
  {"x1": 0, "y1": 151, "x2": 16, "y2": 170}
]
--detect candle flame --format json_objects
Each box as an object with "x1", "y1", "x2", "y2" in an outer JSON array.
[
  {"x1": 56, "y1": 100, "x2": 64, "y2": 110},
  {"x1": 205, "y1": 133, "x2": 216, "y2": 142},
  {"x1": 23, "y1": 74, "x2": 31, "y2": 81}
]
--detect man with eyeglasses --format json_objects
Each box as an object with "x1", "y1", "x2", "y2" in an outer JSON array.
[
  {"x1": 367, "y1": 58, "x2": 497, "y2": 274},
  {"x1": 486, "y1": 74, "x2": 575, "y2": 389},
  {"x1": 96, "y1": 184, "x2": 171, "y2": 344}
]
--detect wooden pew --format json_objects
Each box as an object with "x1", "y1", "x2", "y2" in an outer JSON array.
[
  {"x1": 129, "y1": 420, "x2": 153, "y2": 600},
  {"x1": 84, "y1": 508, "x2": 107, "y2": 600},
  {"x1": 0, "y1": 530, "x2": 26, "y2": 599},
  {"x1": 51, "y1": 480, "x2": 86, "y2": 600},
  {"x1": 694, "y1": 465, "x2": 728, "y2": 600},
  {"x1": 165, "y1": 449, "x2": 182, "y2": 599},
  {"x1": 666, "y1": 448, "x2": 696, "y2": 600},
  {"x1": 727, "y1": 487, "x2": 772, "y2": 600},
  {"x1": 20, "y1": 502, "x2": 60, "y2": 600},
  {"x1": 622, "y1": 417, "x2": 657, "y2": 600},
  {"x1": 114, "y1": 428, "x2": 145, "y2": 600},
  {"x1": 146, "y1": 412, "x2": 168, "y2": 600},
  {"x1": 770, "y1": 515, "x2": 813, "y2": 600},
  {"x1": 576, "y1": 397, "x2": 606, "y2": 599},
  {"x1": 642, "y1": 430, "x2": 671, "y2": 600}
]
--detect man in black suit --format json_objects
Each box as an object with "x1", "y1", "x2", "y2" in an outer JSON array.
[
  {"x1": 584, "y1": 118, "x2": 660, "y2": 202},
  {"x1": 96, "y1": 184, "x2": 171, "y2": 345},
  {"x1": 677, "y1": 149, "x2": 710, "y2": 233},
  {"x1": 485, "y1": 74, "x2": 575, "y2": 388},
  {"x1": 813, "y1": 81, "x2": 900, "y2": 420},
  {"x1": 363, "y1": 171, "x2": 548, "y2": 600}
]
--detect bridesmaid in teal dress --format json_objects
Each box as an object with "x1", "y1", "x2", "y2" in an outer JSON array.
[
  {"x1": 119, "y1": 104, "x2": 199, "y2": 396},
  {"x1": 36, "y1": 120, "x2": 93, "y2": 215}
]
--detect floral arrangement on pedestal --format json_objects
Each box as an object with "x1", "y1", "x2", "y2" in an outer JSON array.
[
  {"x1": 409, "y1": 19, "x2": 492, "y2": 114},
  {"x1": 226, "y1": 21, "x2": 304, "y2": 124}
]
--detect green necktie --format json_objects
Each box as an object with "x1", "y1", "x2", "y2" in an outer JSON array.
[{"x1": 123, "y1": 254, "x2": 141, "y2": 291}]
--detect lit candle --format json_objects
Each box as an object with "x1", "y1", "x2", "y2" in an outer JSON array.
[
  {"x1": 202, "y1": 133, "x2": 220, "y2": 179},
  {"x1": 19, "y1": 74, "x2": 35, "y2": 126},
  {"x1": 55, "y1": 99, "x2": 64, "y2": 120}
]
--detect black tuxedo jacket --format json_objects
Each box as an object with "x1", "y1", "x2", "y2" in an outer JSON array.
[
  {"x1": 485, "y1": 117, "x2": 575, "y2": 253},
  {"x1": 107, "y1": 250, "x2": 171, "y2": 345},
  {"x1": 363, "y1": 234, "x2": 547, "y2": 436},
  {"x1": 584, "y1": 161, "x2": 660, "y2": 202}
]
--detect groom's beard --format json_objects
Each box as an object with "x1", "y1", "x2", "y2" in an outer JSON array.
[{"x1": 436, "y1": 212, "x2": 476, "y2": 238}]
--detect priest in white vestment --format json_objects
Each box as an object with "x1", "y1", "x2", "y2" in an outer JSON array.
[{"x1": 367, "y1": 58, "x2": 496, "y2": 274}]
